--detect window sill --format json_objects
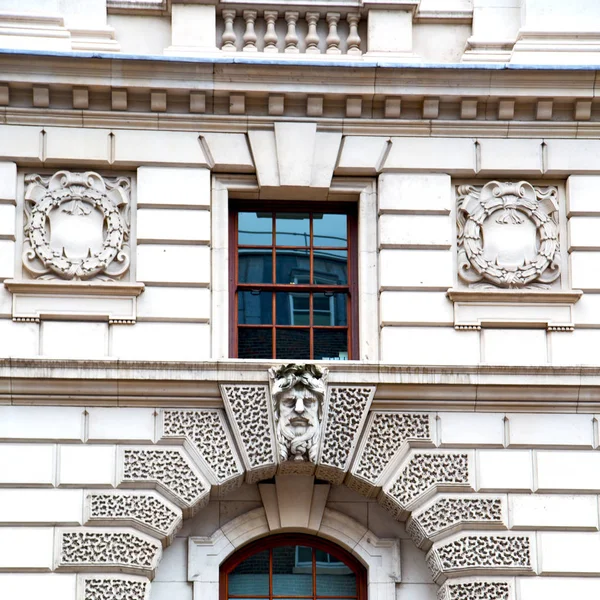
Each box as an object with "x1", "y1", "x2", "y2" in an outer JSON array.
[
  {"x1": 4, "y1": 280, "x2": 145, "y2": 324},
  {"x1": 446, "y1": 288, "x2": 583, "y2": 331}
]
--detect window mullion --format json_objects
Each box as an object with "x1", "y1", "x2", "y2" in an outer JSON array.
[
  {"x1": 312, "y1": 546, "x2": 317, "y2": 600},
  {"x1": 269, "y1": 548, "x2": 273, "y2": 600}
]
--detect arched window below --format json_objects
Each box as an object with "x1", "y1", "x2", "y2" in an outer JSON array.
[{"x1": 220, "y1": 534, "x2": 367, "y2": 600}]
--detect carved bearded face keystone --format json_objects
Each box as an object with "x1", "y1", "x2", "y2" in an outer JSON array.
[{"x1": 269, "y1": 364, "x2": 327, "y2": 463}]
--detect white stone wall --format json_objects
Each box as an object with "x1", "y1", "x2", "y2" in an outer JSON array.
[
  {"x1": 2, "y1": 133, "x2": 600, "y2": 365},
  {"x1": 0, "y1": 406, "x2": 600, "y2": 598}
]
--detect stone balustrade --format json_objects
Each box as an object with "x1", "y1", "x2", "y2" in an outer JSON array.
[{"x1": 218, "y1": 8, "x2": 364, "y2": 55}]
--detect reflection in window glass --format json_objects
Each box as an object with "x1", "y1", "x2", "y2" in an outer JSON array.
[
  {"x1": 238, "y1": 291, "x2": 272, "y2": 325},
  {"x1": 273, "y1": 546, "x2": 312, "y2": 596},
  {"x1": 223, "y1": 538, "x2": 364, "y2": 600},
  {"x1": 233, "y1": 206, "x2": 355, "y2": 359},
  {"x1": 238, "y1": 249, "x2": 273, "y2": 284},
  {"x1": 238, "y1": 212, "x2": 273, "y2": 246},
  {"x1": 228, "y1": 549, "x2": 270, "y2": 596},
  {"x1": 313, "y1": 214, "x2": 347, "y2": 247},
  {"x1": 276, "y1": 292, "x2": 309, "y2": 326},
  {"x1": 276, "y1": 249, "x2": 311, "y2": 284},
  {"x1": 238, "y1": 328, "x2": 272, "y2": 359},
  {"x1": 313, "y1": 329, "x2": 348, "y2": 361},
  {"x1": 276, "y1": 328, "x2": 310, "y2": 359},
  {"x1": 276, "y1": 213, "x2": 310, "y2": 246},
  {"x1": 313, "y1": 249, "x2": 347, "y2": 285}
]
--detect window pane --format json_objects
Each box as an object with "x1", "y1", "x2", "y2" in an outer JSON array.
[
  {"x1": 238, "y1": 328, "x2": 273, "y2": 359},
  {"x1": 276, "y1": 292, "x2": 309, "y2": 326},
  {"x1": 316, "y1": 571, "x2": 356, "y2": 597},
  {"x1": 313, "y1": 214, "x2": 347, "y2": 247},
  {"x1": 238, "y1": 249, "x2": 273, "y2": 284},
  {"x1": 296, "y1": 546, "x2": 312, "y2": 564},
  {"x1": 238, "y1": 212, "x2": 272, "y2": 246},
  {"x1": 273, "y1": 546, "x2": 312, "y2": 596},
  {"x1": 238, "y1": 291, "x2": 272, "y2": 325},
  {"x1": 314, "y1": 329, "x2": 348, "y2": 361},
  {"x1": 276, "y1": 213, "x2": 310, "y2": 246},
  {"x1": 316, "y1": 550, "x2": 355, "y2": 597},
  {"x1": 276, "y1": 249, "x2": 310, "y2": 284},
  {"x1": 228, "y1": 550, "x2": 270, "y2": 596},
  {"x1": 276, "y1": 328, "x2": 310, "y2": 359},
  {"x1": 313, "y1": 293, "x2": 347, "y2": 326},
  {"x1": 313, "y1": 249, "x2": 347, "y2": 285}
]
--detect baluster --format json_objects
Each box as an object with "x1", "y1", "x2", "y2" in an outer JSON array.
[
  {"x1": 242, "y1": 10, "x2": 258, "y2": 51},
  {"x1": 346, "y1": 13, "x2": 362, "y2": 56},
  {"x1": 305, "y1": 12, "x2": 321, "y2": 54},
  {"x1": 284, "y1": 11, "x2": 300, "y2": 54},
  {"x1": 326, "y1": 13, "x2": 341, "y2": 55},
  {"x1": 221, "y1": 9, "x2": 237, "y2": 52},
  {"x1": 263, "y1": 10, "x2": 279, "y2": 53}
]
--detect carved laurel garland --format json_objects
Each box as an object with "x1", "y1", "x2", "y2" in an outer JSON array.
[
  {"x1": 23, "y1": 171, "x2": 131, "y2": 280},
  {"x1": 457, "y1": 181, "x2": 560, "y2": 288}
]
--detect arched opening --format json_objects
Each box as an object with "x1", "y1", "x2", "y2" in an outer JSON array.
[{"x1": 220, "y1": 533, "x2": 367, "y2": 600}]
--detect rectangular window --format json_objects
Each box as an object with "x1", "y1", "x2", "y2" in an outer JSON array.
[{"x1": 230, "y1": 202, "x2": 358, "y2": 360}]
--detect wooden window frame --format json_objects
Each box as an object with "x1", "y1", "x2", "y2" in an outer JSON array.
[
  {"x1": 229, "y1": 201, "x2": 359, "y2": 360},
  {"x1": 220, "y1": 533, "x2": 367, "y2": 600}
]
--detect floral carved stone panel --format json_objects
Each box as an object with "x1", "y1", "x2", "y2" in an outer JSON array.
[
  {"x1": 457, "y1": 181, "x2": 560, "y2": 289},
  {"x1": 23, "y1": 171, "x2": 131, "y2": 280}
]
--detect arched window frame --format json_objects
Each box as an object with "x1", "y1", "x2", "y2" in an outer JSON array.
[{"x1": 220, "y1": 533, "x2": 367, "y2": 600}]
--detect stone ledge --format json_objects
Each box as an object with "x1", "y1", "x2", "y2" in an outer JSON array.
[{"x1": 4, "y1": 280, "x2": 145, "y2": 325}]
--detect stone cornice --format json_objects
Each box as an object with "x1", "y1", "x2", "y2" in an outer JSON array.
[
  {"x1": 1, "y1": 358, "x2": 600, "y2": 411},
  {"x1": 0, "y1": 52, "x2": 599, "y2": 127}
]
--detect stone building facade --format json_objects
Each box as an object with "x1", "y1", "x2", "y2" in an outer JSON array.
[{"x1": 1, "y1": 1, "x2": 600, "y2": 599}]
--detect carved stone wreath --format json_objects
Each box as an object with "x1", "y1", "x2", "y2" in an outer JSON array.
[
  {"x1": 457, "y1": 181, "x2": 560, "y2": 288},
  {"x1": 23, "y1": 171, "x2": 131, "y2": 280}
]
